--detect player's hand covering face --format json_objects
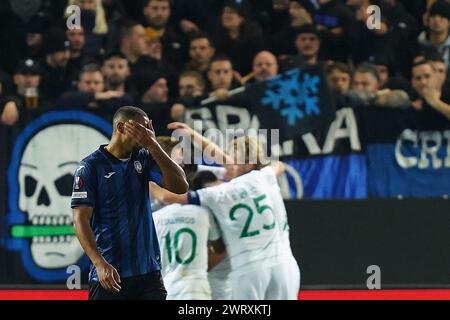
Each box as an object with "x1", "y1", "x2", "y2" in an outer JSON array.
[{"x1": 124, "y1": 118, "x2": 158, "y2": 150}]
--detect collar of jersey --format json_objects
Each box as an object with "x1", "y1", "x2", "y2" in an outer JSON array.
[{"x1": 99, "y1": 144, "x2": 134, "y2": 164}]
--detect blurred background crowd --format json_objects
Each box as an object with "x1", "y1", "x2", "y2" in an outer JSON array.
[{"x1": 1, "y1": 0, "x2": 450, "y2": 128}]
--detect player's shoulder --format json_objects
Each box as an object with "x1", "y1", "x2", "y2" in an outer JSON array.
[
  {"x1": 197, "y1": 181, "x2": 230, "y2": 197},
  {"x1": 182, "y1": 204, "x2": 211, "y2": 215},
  {"x1": 80, "y1": 148, "x2": 103, "y2": 167},
  {"x1": 73, "y1": 149, "x2": 103, "y2": 177},
  {"x1": 242, "y1": 166, "x2": 276, "y2": 182}
]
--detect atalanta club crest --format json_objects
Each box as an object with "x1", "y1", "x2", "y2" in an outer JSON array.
[{"x1": 134, "y1": 161, "x2": 143, "y2": 173}]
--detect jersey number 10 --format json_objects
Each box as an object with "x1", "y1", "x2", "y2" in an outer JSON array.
[{"x1": 164, "y1": 228, "x2": 197, "y2": 265}]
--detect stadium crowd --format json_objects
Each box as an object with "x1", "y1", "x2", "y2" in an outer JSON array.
[{"x1": 1, "y1": 0, "x2": 450, "y2": 127}]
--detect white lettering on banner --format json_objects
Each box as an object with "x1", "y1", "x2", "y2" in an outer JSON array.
[
  {"x1": 185, "y1": 105, "x2": 291, "y2": 156},
  {"x1": 184, "y1": 106, "x2": 358, "y2": 157},
  {"x1": 185, "y1": 107, "x2": 217, "y2": 130},
  {"x1": 302, "y1": 107, "x2": 361, "y2": 155},
  {"x1": 419, "y1": 131, "x2": 442, "y2": 169},
  {"x1": 395, "y1": 129, "x2": 418, "y2": 168},
  {"x1": 396, "y1": 129, "x2": 450, "y2": 169},
  {"x1": 445, "y1": 131, "x2": 450, "y2": 167},
  {"x1": 216, "y1": 105, "x2": 260, "y2": 131}
]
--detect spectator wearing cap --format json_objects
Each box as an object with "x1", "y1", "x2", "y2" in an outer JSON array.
[
  {"x1": 312, "y1": 0, "x2": 356, "y2": 62},
  {"x1": 101, "y1": 52, "x2": 131, "y2": 93},
  {"x1": 295, "y1": 24, "x2": 321, "y2": 67},
  {"x1": 134, "y1": 68, "x2": 173, "y2": 134},
  {"x1": 1, "y1": 59, "x2": 49, "y2": 126},
  {"x1": 40, "y1": 28, "x2": 79, "y2": 104},
  {"x1": 270, "y1": 0, "x2": 313, "y2": 57},
  {"x1": 417, "y1": 0, "x2": 450, "y2": 68},
  {"x1": 143, "y1": 0, "x2": 188, "y2": 73},
  {"x1": 185, "y1": 33, "x2": 216, "y2": 78},
  {"x1": 57, "y1": 64, "x2": 133, "y2": 110},
  {"x1": 410, "y1": 58, "x2": 450, "y2": 120},
  {"x1": 213, "y1": 0, "x2": 267, "y2": 77},
  {"x1": 367, "y1": 54, "x2": 410, "y2": 91},
  {"x1": 279, "y1": 24, "x2": 322, "y2": 71},
  {"x1": 0, "y1": 0, "x2": 52, "y2": 75},
  {"x1": 134, "y1": 69, "x2": 169, "y2": 104}
]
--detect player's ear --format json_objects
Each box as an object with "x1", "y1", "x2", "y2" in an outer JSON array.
[{"x1": 117, "y1": 122, "x2": 125, "y2": 134}]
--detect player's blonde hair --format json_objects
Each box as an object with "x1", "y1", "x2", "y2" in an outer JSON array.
[
  {"x1": 228, "y1": 136, "x2": 268, "y2": 169},
  {"x1": 157, "y1": 136, "x2": 180, "y2": 155}
]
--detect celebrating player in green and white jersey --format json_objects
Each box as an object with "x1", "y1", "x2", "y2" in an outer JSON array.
[
  {"x1": 153, "y1": 122, "x2": 300, "y2": 299},
  {"x1": 153, "y1": 203, "x2": 223, "y2": 300}
]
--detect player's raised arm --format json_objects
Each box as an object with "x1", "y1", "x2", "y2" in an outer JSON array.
[
  {"x1": 124, "y1": 119, "x2": 188, "y2": 194},
  {"x1": 269, "y1": 160, "x2": 286, "y2": 177},
  {"x1": 150, "y1": 182, "x2": 188, "y2": 204},
  {"x1": 167, "y1": 122, "x2": 234, "y2": 165}
]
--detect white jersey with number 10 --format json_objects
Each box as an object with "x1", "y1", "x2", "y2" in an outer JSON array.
[{"x1": 153, "y1": 203, "x2": 220, "y2": 300}]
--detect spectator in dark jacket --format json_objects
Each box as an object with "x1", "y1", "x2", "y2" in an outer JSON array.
[
  {"x1": 213, "y1": 0, "x2": 266, "y2": 76},
  {"x1": 39, "y1": 28, "x2": 79, "y2": 104},
  {"x1": 410, "y1": 58, "x2": 450, "y2": 120},
  {"x1": 101, "y1": 51, "x2": 130, "y2": 93},
  {"x1": 185, "y1": 33, "x2": 216, "y2": 78},
  {"x1": 66, "y1": 26, "x2": 94, "y2": 71},
  {"x1": 270, "y1": 1, "x2": 314, "y2": 57},
  {"x1": 279, "y1": 24, "x2": 323, "y2": 71},
  {"x1": 1, "y1": 59, "x2": 49, "y2": 126},
  {"x1": 346, "y1": 0, "x2": 395, "y2": 65},
  {"x1": 313, "y1": 0, "x2": 357, "y2": 62},
  {"x1": 143, "y1": 0, "x2": 188, "y2": 72},
  {"x1": 417, "y1": 0, "x2": 450, "y2": 68},
  {"x1": 57, "y1": 63, "x2": 133, "y2": 110}
]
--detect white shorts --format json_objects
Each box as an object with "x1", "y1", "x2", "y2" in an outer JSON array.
[
  {"x1": 230, "y1": 262, "x2": 294, "y2": 300},
  {"x1": 282, "y1": 257, "x2": 301, "y2": 300},
  {"x1": 208, "y1": 275, "x2": 233, "y2": 300}
]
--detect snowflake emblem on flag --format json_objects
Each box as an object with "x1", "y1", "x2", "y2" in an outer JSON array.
[{"x1": 261, "y1": 69, "x2": 321, "y2": 126}]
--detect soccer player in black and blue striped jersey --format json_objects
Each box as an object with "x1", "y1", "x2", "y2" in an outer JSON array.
[{"x1": 71, "y1": 106, "x2": 188, "y2": 300}]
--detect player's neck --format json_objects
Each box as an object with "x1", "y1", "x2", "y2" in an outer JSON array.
[{"x1": 105, "y1": 141, "x2": 132, "y2": 160}]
